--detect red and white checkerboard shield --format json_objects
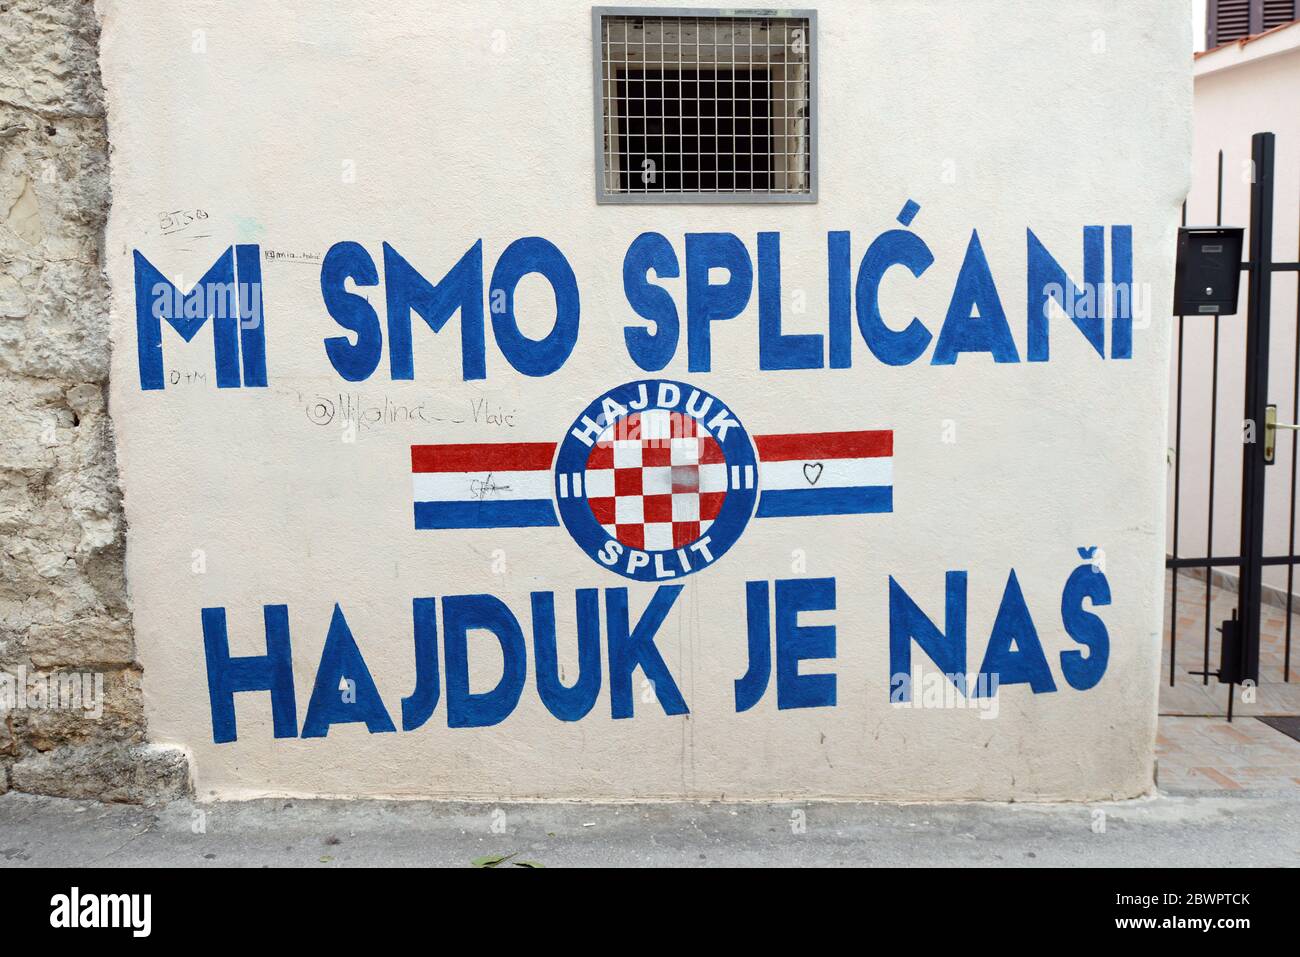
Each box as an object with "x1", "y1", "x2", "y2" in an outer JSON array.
[{"x1": 583, "y1": 409, "x2": 730, "y2": 551}]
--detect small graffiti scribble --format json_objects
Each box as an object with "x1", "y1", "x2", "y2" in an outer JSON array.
[{"x1": 470, "y1": 474, "x2": 512, "y2": 500}]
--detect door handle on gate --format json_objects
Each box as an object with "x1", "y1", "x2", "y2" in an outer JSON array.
[{"x1": 1265, "y1": 404, "x2": 1300, "y2": 465}]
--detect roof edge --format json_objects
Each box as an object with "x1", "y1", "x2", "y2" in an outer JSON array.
[{"x1": 1195, "y1": 18, "x2": 1300, "y2": 75}]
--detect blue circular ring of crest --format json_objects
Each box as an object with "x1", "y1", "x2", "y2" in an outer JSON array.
[{"x1": 555, "y1": 379, "x2": 758, "y2": 582}]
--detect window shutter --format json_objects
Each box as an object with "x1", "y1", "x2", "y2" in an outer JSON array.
[
  {"x1": 1211, "y1": 0, "x2": 1254, "y2": 47},
  {"x1": 1210, "y1": 0, "x2": 1297, "y2": 47},
  {"x1": 1263, "y1": 0, "x2": 1298, "y2": 30}
]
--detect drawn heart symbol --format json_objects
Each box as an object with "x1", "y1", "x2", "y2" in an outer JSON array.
[{"x1": 803, "y1": 462, "x2": 823, "y2": 485}]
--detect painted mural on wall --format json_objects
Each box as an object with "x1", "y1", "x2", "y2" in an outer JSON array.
[
  {"x1": 101, "y1": 0, "x2": 1189, "y2": 800},
  {"x1": 130, "y1": 213, "x2": 1128, "y2": 741}
]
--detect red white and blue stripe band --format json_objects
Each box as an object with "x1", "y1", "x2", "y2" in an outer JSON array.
[
  {"x1": 411, "y1": 442, "x2": 557, "y2": 530},
  {"x1": 409, "y1": 379, "x2": 893, "y2": 581}
]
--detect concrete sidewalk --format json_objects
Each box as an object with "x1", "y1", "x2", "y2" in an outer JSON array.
[
  {"x1": 1, "y1": 787, "x2": 1297, "y2": 868},
  {"x1": 5, "y1": 712, "x2": 1299, "y2": 867}
]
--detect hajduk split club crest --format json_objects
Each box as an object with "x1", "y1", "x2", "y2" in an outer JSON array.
[{"x1": 410, "y1": 380, "x2": 893, "y2": 582}]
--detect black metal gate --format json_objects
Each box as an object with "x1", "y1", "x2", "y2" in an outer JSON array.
[{"x1": 1168, "y1": 132, "x2": 1300, "y2": 719}]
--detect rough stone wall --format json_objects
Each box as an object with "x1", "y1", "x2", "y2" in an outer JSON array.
[{"x1": 0, "y1": 0, "x2": 188, "y2": 801}]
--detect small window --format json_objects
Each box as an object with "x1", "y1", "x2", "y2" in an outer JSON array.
[
  {"x1": 593, "y1": 8, "x2": 817, "y2": 204},
  {"x1": 1208, "y1": 0, "x2": 1298, "y2": 48}
]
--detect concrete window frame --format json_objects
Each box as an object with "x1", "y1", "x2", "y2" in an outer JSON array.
[{"x1": 592, "y1": 6, "x2": 819, "y2": 204}]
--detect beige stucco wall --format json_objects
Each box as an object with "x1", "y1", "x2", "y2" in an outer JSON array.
[{"x1": 100, "y1": 0, "x2": 1191, "y2": 801}]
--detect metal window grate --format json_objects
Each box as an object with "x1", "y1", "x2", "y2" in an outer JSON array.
[{"x1": 593, "y1": 8, "x2": 816, "y2": 204}]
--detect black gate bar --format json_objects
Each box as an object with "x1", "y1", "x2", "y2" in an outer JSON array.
[
  {"x1": 1167, "y1": 131, "x2": 1298, "y2": 697},
  {"x1": 1237, "y1": 131, "x2": 1275, "y2": 692}
]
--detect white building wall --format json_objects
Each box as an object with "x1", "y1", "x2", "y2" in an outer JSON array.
[{"x1": 100, "y1": 0, "x2": 1190, "y2": 801}]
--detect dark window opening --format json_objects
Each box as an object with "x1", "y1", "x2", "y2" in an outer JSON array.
[
  {"x1": 616, "y1": 68, "x2": 774, "y2": 193},
  {"x1": 595, "y1": 10, "x2": 815, "y2": 203}
]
